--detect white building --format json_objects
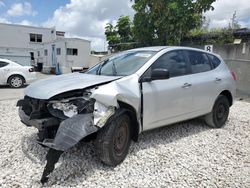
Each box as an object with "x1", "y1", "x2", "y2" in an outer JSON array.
[
  {"x1": 36, "y1": 38, "x2": 91, "y2": 74},
  {"x1": 0, "y1": 23, "x2": 91, "y2": 73}
]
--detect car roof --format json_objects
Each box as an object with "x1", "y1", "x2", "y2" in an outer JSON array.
[
  {"x1": 128, "y1": 46, "x2": 170, "y2": 52},
  {"x1": 128, "y1": 46, "x2": 220, "y2": 56}
]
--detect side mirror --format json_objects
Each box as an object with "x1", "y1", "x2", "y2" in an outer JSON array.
[
  {"x1": 140, "y1": 68, "x2": 170, "y2": 82},
  {"x1": 151, "y1": 68, "x2": 170, "y2": 81}
]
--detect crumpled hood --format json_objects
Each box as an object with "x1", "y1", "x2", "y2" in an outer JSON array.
[{"x1": 24, "y1": 73, "x2": 120, "y2": 99}]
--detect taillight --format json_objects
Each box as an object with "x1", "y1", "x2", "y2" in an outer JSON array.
[
  {"x1": 231, "y1": 71, "x2": 236, "y2": 81},
  {"x1": 29, "y1": 68, "x2": 34, "y2": 72}
]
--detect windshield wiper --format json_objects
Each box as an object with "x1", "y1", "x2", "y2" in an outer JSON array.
[{"x1": 97, "y1": 59, "x2": 109, "y2": 75}]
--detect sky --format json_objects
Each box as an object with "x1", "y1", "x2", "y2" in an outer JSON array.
[{"x1": 0, "y1": 0, "x2": 250, "y2": 51}]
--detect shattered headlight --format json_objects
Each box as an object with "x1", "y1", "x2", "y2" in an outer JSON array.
[
  {"x1": 52, "y1": 102, "x2": 78, "y2": 118},
  {"x1": 48, "y1": 98, "x2": 95, "y2": 119}
]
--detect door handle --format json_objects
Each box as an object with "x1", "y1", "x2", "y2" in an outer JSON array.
[
  {"x1": 215, "y1": 78, "x2": 222, "y2": 82},
  {"x1": 182, "y1": 83, "x2": 192, "y2": 88}
]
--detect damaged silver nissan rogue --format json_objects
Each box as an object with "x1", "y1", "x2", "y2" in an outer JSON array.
[{"x1": 17, "y1": 46, "x2": 236, "y2": 183}]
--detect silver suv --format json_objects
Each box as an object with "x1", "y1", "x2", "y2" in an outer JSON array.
[{"x1": 17, "y1": 46, "x2": 236, "y2": 183}]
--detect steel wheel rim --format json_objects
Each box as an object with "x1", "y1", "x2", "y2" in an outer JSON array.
[
  {"x1": 216, "y1": 103, "x2": 228, "y2": 122},
  {"x1": 114, "y1": 121, "x2": 129, "y2": 156}
]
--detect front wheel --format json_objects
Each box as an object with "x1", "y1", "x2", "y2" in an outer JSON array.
[
  {"x1": 95, "y1": 110, "x2": 131, "y2": 166},
  {"x1": 205, "y1": 95, "x2": 230, "y2": 128}
]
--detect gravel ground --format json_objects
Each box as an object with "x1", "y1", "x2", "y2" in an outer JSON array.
[{"x1": 0, "y1": 100, "x2": 249, "y2": 188}]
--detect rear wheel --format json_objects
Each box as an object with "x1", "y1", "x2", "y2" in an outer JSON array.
[
  {"x1": 95, "y1": 110, "x2": 131, "y2": 166},
  {"x1": 8, "y1": 75, "x2": 25, "y2": 88},
  {"x1": 205, "y1": 95, "x2": 230, "y2": 128}
]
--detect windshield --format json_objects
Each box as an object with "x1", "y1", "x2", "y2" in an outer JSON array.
[{"x1": 86, "y1": 51, "x2": 156, "y2": 76}]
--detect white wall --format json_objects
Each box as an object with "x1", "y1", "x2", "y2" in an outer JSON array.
[
  {"x1": 89, "y1": 54, "x2": 108, "y2": 68},
  {"x1": 0, "y1": 23, "x2": 58, "y2": 66},
  {"x1": 0, "y1": 23, "x2": 56, "y2": 50},
  {"x1": 0, "y1": 47, "x2": 32, "y2": 66},
  {"x1": 65, "y1": 39, "x2": 90, "y2": 68},
  {"x1": 0, "y1": 23, "x2": 92, "y2": 73},
  {"x1": 0, "y1": 55, "x2": 30, "y2": 66},
  {"x1": 38, "y1": 38, "x2": 91, "y2": 74}
]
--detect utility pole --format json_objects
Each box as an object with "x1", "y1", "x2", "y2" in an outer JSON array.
[{"x1": 230, "y1": 11, "x2": 237, "y2": 29}]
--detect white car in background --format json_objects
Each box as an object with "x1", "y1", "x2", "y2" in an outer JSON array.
[{"x1": 0, "y1": 58, "x2": 36, "y2": 88}]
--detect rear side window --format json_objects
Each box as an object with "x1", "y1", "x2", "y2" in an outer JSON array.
[
  {"x1": 187, "y1": 51, "x2": 212, "y2": 74},
  {"x1": 207, "y1": 54, "x2": 221, "y2": 69},
  {"x1": 0, "y1": 61, "x2": 9, "y2": 68},
  {"x1": 152, "y1": 50, "x2": 188, "y2": 77}
]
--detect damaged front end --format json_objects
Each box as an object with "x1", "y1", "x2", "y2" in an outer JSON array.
[{"x1": 17, "y1": 89, "x2": 115, "y2": 183}]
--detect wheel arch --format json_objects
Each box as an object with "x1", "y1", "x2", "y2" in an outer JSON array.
[
  {"x1": 118, "y1": 101, "x2": 140, "y2": 142},
  {"x1": 219, "y1": 90, "x2": 233, "y2": 106}
]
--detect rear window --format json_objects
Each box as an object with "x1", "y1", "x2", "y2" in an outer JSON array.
[
  {"x1": 0, "y1": 61, "x2": 9, "y2": 68},
  {"x1": 187, "y1": 51, "x2": 212, "y2": 74},
  {"x1": 207, "y1": 54, "x2": 221, "y2": 69}
]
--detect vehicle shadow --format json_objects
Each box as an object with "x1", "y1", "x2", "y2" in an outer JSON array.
[
  {"x1": 0, "y1": 85, "x2": 28, "y2": 89},
  {"x1": 132, "y1": 118, "x2": 209, "y2": 152},
  {"x1": 20, "y1": 118, "x2": 210, "y2": 186}
]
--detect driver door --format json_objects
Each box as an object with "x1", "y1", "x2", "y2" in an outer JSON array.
[{"x1": 141, "y1": 50, "x2": 194, "y2": 131}]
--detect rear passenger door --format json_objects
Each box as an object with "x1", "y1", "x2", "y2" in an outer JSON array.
[{"x1": 186, "y1": 50, "x2": 220, "y2": 114}]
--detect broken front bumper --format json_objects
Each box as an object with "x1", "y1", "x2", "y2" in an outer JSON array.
[
  {"x1": 40, "y1": 114, "x2": 98, "y2": 151},
  {"x1": 19, "y1": 107, "x2": 99, "y2": 151},
  {"x1": 19, "y1": 107, "x2": 59, "y2": 130},
  {"x1": 17, "y1": 97, "x2": 114, "y2": 183}
]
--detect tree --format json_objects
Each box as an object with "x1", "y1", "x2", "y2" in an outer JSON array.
[
  {"x1": 132, "y1": 2, "x2": 155, "y2": 46},
  {"x1": 132, "y1": 0, "x2": 216, "y2": 46},
  {"x1": 105, "y1": 16, "x2": 135, "y2": 51},
  {"x1": 105, "y1": 23, "x2": 120, "y2": 46},
  {"x1": 116, "y1": 16, "x2": 133, "y2": 42}
]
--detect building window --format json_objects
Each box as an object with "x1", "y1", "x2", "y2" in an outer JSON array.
[
  {"x1": 30, "y1": 33, "x2": 43, "y2": 43},
  {"x1": 44, "y1": 49, "x2": 48, "y2": 56},
  {"x1": 67, "y1": 48, "x2": 78, "y2": 56},
  {"x1": 37, "y1": 51, "x2": 40, "y2": 57},
  {"x1": 37, "y1": 35, "x2": 42, "y2": 42},
  {"x1": 56, "y1": 48, "x2": 61, "y2": 55},
  {"x1": 30, "y1": 34, "x2": 36, "y2": 42}
]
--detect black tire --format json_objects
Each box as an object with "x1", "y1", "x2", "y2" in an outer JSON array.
[
  {"x1": 95, "y1": 110, "x2": 131, "y2": 166},
  {"x1": 205, "y1": 95, "x2": 230, "y2": 128},
  {"x1": 8, "y1": 75, "x2": 25, "y2": 88}
]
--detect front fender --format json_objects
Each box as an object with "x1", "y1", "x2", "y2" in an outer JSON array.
[{"x1": 91, "y1": 75, "x2": 142, "y2": 133}]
